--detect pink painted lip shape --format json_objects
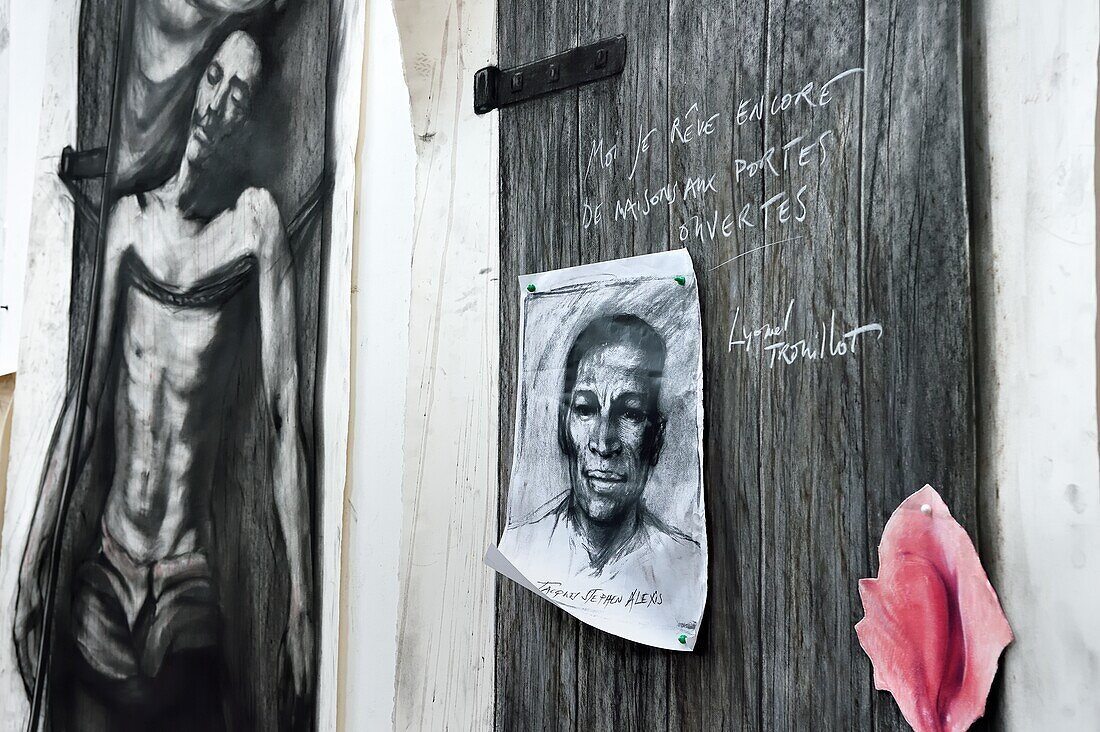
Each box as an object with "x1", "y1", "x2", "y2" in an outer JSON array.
[{"x1": 856, "y1": 485, "x2": 1013, "y2": 732}]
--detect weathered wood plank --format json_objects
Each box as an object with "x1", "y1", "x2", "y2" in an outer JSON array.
[
  {"x1": 497, "y1": 0, "x2": 976, "y2": 728},
  {"x1": 496, "y1": 1, "x2": 581, "y2": 729},
  {"x1": 861, "y1": 1, "x2": 974, "y2": 726},
  {"x1": 573, "y1": 0, "x2": 671, "y2": 728},
  {"x1": 755, "y1": 1, "x2": 875, "y2": 729},
  {"x1": 666, "y1": 0, "x2": 768, "y2": 729},
  {"x1": 390, "y1": 0, "x2": 499, "y2": 728}
]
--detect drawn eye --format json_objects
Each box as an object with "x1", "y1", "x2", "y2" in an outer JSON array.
[
  {"x1": 572, "y1": 398, "x2": 597, "y2": 418},
  {"x1": 621, "y1": 408, "x2": 645, "y2": 424},
  {"x1": 207, "y1": 63, "x2": 223, "y2": 85},
  {"x1": 230, "y1": 91, "x2": 249, "y2": 113}
]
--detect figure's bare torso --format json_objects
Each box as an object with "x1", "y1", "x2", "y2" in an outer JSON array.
[{"x1": 102, "y1": 188, "x2": 274, "y2": 564}]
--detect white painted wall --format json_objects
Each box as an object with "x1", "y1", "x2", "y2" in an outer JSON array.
[
  {"x1": 389, "y1": 0, "x2": 498, "y2": 728},
  {"x1": 0, "y1": 0, "x2": 8, "y2": 368},
  {"x1": 0, "y1": 0, "x2": 51, "y2": 375},
  {"x1": 0, "y1": 1, "x2": 81, "y2": 725},
  {"x1": 969, "y1": 1, "x2": 1100, "y2": 729},
  {"x1": 338, "y1": 0, "x2": 415, "y2": 727},
  {"x1": 317, "y1": 0, "x2": 366, "y2": 725}
]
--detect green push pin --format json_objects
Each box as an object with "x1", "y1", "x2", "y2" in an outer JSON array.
[
  {"x1": 674, "y1": 275, "x2": 686, "y2": 286},
  {"x1": 526, "y1": 283, "x2": 536, "y2": 292},
  {"x1": 678, "y1": 634, "x2": 688, "y2": 645}
]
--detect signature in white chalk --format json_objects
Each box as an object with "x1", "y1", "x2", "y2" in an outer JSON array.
[{"x1": 728, "y1": 299, "x2": 883, "y2": 367}]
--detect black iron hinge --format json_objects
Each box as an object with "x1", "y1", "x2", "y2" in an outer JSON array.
[{"x1": 474, "y1": 35, "x2": 627, "y2": 115}]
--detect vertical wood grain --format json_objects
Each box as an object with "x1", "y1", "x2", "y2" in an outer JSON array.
[
  {"x1": 573, "y1": 0, "x2": 671, "y2": 728},
  {"x1": 861, "y1": 1, "x2": 975, "y2": 727},
  {"x1": 497, "y1": 0, "x2": 976, "y2": 728},
  {"x1": 756, "y1": 1, "x2": 873, "y2": 728},
  {"x1": 666, "y1": 0, "x2": 767, "y2": 727},
  {"x1": 391, "y1": 0, "x2": 498, "y2": 728},
  {"x1": 495, "y1": 1, "x2": 581, "y2": 728}
]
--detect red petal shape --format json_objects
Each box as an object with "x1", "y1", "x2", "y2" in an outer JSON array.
[{"x1": 856, "y1": 485, "x2": 1012, "y2": 732}]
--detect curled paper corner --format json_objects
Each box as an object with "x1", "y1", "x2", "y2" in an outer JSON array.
[
  {"x1": 483, "y1": 545, "x2": 700, "y2": 652},
  {"x1": 856, "y1": 484, "x2": 1013, "y2": 732}
]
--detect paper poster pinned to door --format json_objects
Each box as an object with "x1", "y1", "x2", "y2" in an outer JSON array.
[{"x1": 486, "y1": 248, "x2": 707, "y2": 651}]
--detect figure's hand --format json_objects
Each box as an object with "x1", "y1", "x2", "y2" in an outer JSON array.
[
  {"x1": 14, "y1": 557, "x2": 45, "y2": 696},
  {"x1": 286, "y1": 603, "x2": 314, "y2": 698}
]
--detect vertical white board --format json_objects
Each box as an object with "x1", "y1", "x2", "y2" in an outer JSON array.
[
  {"x1": 338, "y1": 0, "x2": 416, "y2": 727},
  {"x1": 391, "y1": 0, "x2": 498, "y2": 728},
  {"x1": 970, "y1": 2, "x2": 1100, "y2": 728},
  {"x1": 0, "y1": 0, "x2": 52, "y2": 375}
]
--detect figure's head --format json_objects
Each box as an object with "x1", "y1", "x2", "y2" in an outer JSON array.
[
  {"x1": 558, "y1": 314, "x2": 667, "y2": 526},
  {"x1": 185, "y1": 31, "x2": 262, "y2": 170}
]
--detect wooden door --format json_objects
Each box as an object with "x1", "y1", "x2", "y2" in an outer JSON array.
[{"x1": 496, "y1": 1, "x2": 979, "y2": 729}]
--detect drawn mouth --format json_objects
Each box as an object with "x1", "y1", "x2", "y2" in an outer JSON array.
[
  {"x1": 193, "y1": 126, "x2": 212, "y2": 145},
  {"x1": 584, "y1": 470, "x2": 626, "y2": 490}
]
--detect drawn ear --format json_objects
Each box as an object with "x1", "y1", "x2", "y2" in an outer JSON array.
[
  {"x1": 648, "y1": 415, "x2": 666, "y2": 466},
  {"x1": 557, "y1": 395, "x2": 573, "y2": 457}
]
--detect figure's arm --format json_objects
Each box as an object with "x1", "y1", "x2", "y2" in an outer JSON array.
[
  {"x1": 19, "y1": 201, "x2": 127, "y2": 570},
  {"x1": 15, "y1": 198, "x2": 129, "y2": 690},
  {"x1": 253, "y1": 189, "x2": 313, "y2": 696}
]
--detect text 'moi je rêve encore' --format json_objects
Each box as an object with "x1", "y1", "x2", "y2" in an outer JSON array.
[{"x1": 577, "y1": 66, "x2": 882, "y2": 366}]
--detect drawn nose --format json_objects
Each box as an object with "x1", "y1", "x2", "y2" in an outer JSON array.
[
  {"x1": 209, "y1": 85, "x2": 229, "y2": 119},
  {"x1": 588, "y1": 415, "x2": 621, "y2": 457}
]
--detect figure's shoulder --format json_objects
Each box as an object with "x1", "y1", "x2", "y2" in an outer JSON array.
[
  {"x1": 641, "y1": 512, "x2": 702, "y2": 559},
  {"x1": 500, "y1": 491, "x2": 570, "y2": 558},
  {"x1": 109, "y1": 193, "x2": 143, "y2": 224},
  {"x1": 105, "y1": 194, "x2": 148, "y2": 258},
  {"x1": 236, "y1": 186, "x2": 278, "y2": 214},
  {"x1": 512, "y1": 490, "x2": 570, "y2": 529},
  {"x1": 232, "y1": 188, "x2": 285, "y2": 267},
  {"x1": 236, "y1": 186, "x2": 282, "y2": 232}
]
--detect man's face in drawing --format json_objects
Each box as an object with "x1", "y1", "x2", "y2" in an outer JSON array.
[
  {"x1": 185, "y1": 31, "x2": 261, "y2": 169},
  {"x1": 563, "y1": 339, "x2": 663, "y2": 526}
]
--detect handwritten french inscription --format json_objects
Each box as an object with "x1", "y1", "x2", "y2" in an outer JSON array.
[{"x1": 578, "y1": 66, "x2": 884, "y2": 364}]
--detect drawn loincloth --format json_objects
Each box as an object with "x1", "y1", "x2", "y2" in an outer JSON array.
[{"x1": 71, "y1": 520, "x2": 219, "y2": 686}]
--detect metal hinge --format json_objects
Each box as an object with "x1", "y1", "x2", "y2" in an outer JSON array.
[{"x1": 474, "y1": 35, "x2": 627, "y2": 115}]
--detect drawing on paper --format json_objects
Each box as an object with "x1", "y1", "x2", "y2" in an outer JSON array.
[
  {"x1": 9, "y1": 0, "x2": 344, "y2": 728},
  {"x1": 503, "y1": 313, "x2": 700, "y2": 580},
  {"x1": 493, "y1": 250, "x2": 707, "y2": 651}
]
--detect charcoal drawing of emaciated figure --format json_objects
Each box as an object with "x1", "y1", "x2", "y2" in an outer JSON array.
[
  {"x1": 13, "y1": 2, "x2": 324, "y2": 726},
  {"x1": 501, "y1": 314, "x2": 701, "y2": 589},
  {"x1": 118, "y1": 0, "x2": 288, "y2": 193}
]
